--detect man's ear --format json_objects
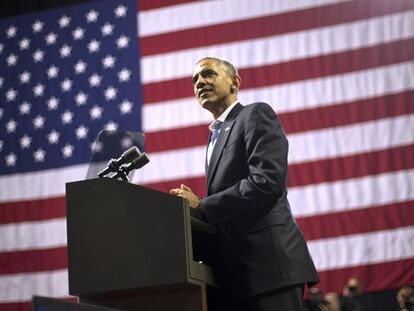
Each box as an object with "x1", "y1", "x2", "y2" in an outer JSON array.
[{"x1": 231, "y1": 75, "x2": 241, "y2": 92}]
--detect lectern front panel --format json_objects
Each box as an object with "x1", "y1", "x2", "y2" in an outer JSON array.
[{"x1": 66, "y1": 179, "x2": 189, "y2": 295}]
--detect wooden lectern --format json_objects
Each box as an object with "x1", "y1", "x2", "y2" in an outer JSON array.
[{"x1": 66, "y1": 178, "x2": 219, "y2": 311}]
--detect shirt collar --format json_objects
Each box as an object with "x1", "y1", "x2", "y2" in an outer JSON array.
[{"x1": 208, "y1": 101, "x2": 239, "y2": 130}]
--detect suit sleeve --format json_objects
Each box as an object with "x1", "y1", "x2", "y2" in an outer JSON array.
[{"x1": 200, "y1": 103, "x2": 289, "y2": 226}]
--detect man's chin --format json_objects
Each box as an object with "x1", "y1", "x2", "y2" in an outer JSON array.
[{"x1": 199, "y1": 98, "x2": 213, "y2": 109}]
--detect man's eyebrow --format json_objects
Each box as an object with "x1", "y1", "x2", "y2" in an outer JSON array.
[
  {"x1": 202, "y1": 68, "x2": 216, "y2": 75},
  {"x1": 192, "y1": 68, "x2": 217, "y2": 83}
]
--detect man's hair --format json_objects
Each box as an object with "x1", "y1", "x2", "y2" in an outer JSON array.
[
  {"x1": 397, "y1": 286, "x2": 414, "y2": 302},
  {"x1": 196, "y1": 57, "x2": 238, "y2": 77}
]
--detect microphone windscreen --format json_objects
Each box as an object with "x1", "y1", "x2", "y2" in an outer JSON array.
[
  {"x1": 131, "y1": 152, "x2": 149, "y2": 169},
  {"x1": 122, "y1": 146, "x2": 140, "y2": 163}
]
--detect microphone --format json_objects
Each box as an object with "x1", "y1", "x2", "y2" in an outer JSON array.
[
  {"x1": 124, "y1": 152, "x2": 150, "y2": 171},
  {"x1": 111, "y1": 152, "x2": 150, "y2": 180},
  {"x1": 97, "y1": 146, "x2": 140, "y2": 178}
]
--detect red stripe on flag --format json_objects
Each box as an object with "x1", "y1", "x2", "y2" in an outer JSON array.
[
  {"x1": 140, "y1": 0, "x2": 414, "y2": 55},
  {"x1": 298, "y1": 201, "x2": 414, "y2": 241},
  {"x1": 315, "y1": 259, "x2": 414, "y2": 294},
  {"x1": 143, "y1": 39, "x2": 414, "y2": 103},
  {"x1": 144, "y1": 175, "x2": 206, "y2": 197},
  {"x1": 1, "y1": 144, "x2": 412, "y2": 225},
  {"x1": 280, "y1": 91, "x2": 414, "y2": 134},
  {"x1": 0, "y1": 179, "x2": 203, "y2": 225},
  {"x1": 138, "y1": 0, "x2": 196, "y2": 11},
  {"x1": 143, "y1": 144, "x2": 414, "y2": 194},
  {"x1": 0, "y1": 197, "x2": 66, "y2": 225},
  {"x1": 0, "y1": 247, "x2": 67, "y2": 275},
  {"x1": 0, "y1": 301, "x2": 32, "y2": 311},
  {"x1": 0, "y1": 297, "x2": 77, "y2": 311},
  {"x1": 289, "y1": 144, "x2": 414, "y2": 187},
  {"x1": 145, "y1": 124, "x2": 209, "y2": 153},
  {"x1": 0, "y1": 203, "x2": 412, "y2": 275},
  {"x1": 145, "y1": 91, "x2": 414, "y2": 153}
]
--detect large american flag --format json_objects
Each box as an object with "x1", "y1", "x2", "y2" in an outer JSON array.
[{"x1": 1, "y1": 0, "x2": 413, "y2": 309}]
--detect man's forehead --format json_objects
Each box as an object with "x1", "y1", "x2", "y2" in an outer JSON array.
[{"x1": 194, "y1": 59, "x2": 221, "y2": 72}]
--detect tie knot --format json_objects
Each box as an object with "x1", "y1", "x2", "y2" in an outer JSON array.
[
  {"x1": 212, "y1": 120, "x2": 223, "y2": 131},
  {"x1": 210, "y1": 120, "x2": 223, "y2": 142}
]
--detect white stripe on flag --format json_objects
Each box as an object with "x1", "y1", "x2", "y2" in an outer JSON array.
[
  {"x1": 143, "y1": 62, "x2": 414, "y2": 132},
  {"x1": 288, "y1": 114, "x2": 414, "y2": 163},
  {"x1": 0, "y1": 269, "x2": 68, "y2": 303},
  {"x1": 1, "y1": 115, "x2": 413, "y2": 203},
  {"x1": 0, "y1": 218, "x2": 67, "y2": 252},
  {"x1": 143, "y1": 99, "x2": 212, "y2": 133},
  {"x1": 0, "y1": 163, "x2": 88, "y2": 203},
  {"x1": 289, "y1": 169, "x2": 414, "y2": 217},
  {"x1": 141, "y1": 11, "x2": 414, "y2": 83},
  {"x1": 308, "y1": 226, "x2": 414, "y2": 271},
  {"x1": 131, "y1": 146, "x2": 206, "y2": 185},
  {"x1": 138, "y1": 0, "x2": 348, "y2": 37}
]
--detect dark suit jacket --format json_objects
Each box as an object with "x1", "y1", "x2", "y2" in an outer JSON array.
[{"x1": 200, "y1": 102, "x2": 319, "y2": 297}]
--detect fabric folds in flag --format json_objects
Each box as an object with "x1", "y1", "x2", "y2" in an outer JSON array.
[{"x1": 1, "y1": 0, "x2": 414, "y2": 310}]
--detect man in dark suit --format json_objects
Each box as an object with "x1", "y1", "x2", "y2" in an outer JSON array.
[{"x1": 170, "y1": 57, "x2": 319, "y2": 311}]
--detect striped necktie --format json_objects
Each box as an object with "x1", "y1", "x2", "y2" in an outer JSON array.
[{"x1": 210, "y1": 120, "x2": 223, "y2": 142}]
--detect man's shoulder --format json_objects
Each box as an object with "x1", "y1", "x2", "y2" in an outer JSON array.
[
  {"x1": 238, "y1": 102, "x2": 276, "y2": 119},
  {"x1": 241, "y1": 102, "x2": 274, "y2": 113}
]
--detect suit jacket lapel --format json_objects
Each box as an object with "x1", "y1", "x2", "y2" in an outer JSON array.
[{"x1": 206, "y1": 103, "x2": 243, "y2": 191}]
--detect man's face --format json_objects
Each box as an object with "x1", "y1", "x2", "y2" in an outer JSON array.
[
  {"x1": 347, "y1": 278, "x2": 362, "y2": 296},
  {"x1": 192, "y1": 59, "x2": 234, "y2": 112}
]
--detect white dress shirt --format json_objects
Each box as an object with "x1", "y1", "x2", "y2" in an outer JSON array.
[{"x1": 206, "y1": 101, "x2": 239, "y2": 165}]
